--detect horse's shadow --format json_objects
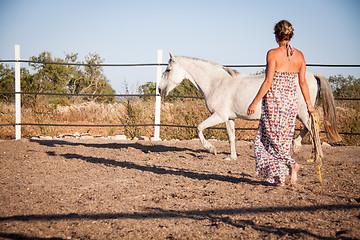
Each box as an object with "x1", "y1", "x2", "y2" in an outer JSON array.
[
  {"x1": 31, "y1": 139, "x2": 206, "y2": 154},
  {"x1": 54, "y1": 152, "x2": 263, "y2": 185},
  {"x1": 33, "y1": 139, "x2": 265, "y2": 186}
]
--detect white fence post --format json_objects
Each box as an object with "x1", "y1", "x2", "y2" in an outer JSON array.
[
  {"x1": 153, "y1": 49, "x2": 163, "y2": 141},
  {"x1": 15, "y1": 45, "x2": 21, "y2": 140}
]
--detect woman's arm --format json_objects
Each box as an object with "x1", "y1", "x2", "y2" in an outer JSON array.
[
  {"x1": 298, "y1": 55, "x2": 316, "y2": 114},
  {"x1": 247, "y1": 50, "x2": 276, "y2": 115}
]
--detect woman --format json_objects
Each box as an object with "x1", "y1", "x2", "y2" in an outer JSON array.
[{"x1": 247, "y1": 20, "x2": 316, "y2": 186}]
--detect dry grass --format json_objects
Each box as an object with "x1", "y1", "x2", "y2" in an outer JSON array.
[{"x1": 0, "y1": 99, "x2": 359, "y2": 145}]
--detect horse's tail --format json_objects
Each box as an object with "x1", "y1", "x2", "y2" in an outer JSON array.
[{"x1": 313, "y1": 73, "x2": 342, "y2": 143}]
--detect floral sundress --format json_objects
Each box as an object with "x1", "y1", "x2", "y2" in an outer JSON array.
[{"x1": 254, "y1": 71, "x2": 298, "y2": 184}]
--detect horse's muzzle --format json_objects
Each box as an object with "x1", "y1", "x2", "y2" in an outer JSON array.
[{"x1": 158, "y1": 88, "x2": 166, "y2": 98}]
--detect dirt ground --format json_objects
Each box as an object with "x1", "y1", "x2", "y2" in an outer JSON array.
[{"x1": 0, "y1": 138, "x2": 359, "y2": 240}]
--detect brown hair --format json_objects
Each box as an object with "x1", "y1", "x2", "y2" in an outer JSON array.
[{"x1": 274, "y1": 20, "x2": 294, "y2": 42}]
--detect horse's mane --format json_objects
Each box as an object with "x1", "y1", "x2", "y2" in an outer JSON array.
[
  {"x1": 223, "y1": 67, "x2": 241, "y2": 77},
  {"x1": 179, "y1": 56, "x2": 242, "y2": 77}
]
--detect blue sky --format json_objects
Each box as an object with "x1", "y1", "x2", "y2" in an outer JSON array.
[{"x1": 1, "y1": 0, "x2": 359, "y2": 93}]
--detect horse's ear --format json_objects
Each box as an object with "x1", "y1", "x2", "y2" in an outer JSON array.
[{"x1": 169, "y1": 52, "x2": 174, "y2": 61}]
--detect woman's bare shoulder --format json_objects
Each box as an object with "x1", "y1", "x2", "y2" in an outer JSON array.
[
  {"x1": 293, "y1": 47, "x2": 305, "y2": 59},
  {"x1": 267, "y1": 48, "x2": 280, "y2": 59},
  {"x1": 268, "y1": 47, "x2": 281, "y2": 53}
]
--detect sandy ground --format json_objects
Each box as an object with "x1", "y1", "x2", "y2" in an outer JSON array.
[{"x1": 0, "y1": 138, "x2": 359, "y2": 239}]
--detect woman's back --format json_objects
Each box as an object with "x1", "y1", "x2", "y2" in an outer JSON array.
[{"x1": 270, "y1": 46, "x2": 305, "y2": 73}]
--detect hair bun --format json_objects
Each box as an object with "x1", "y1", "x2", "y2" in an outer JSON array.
[
  {"x1": 274, "y1": 20, "x2": 294, "y2": 41},
  {"x1": 283, "y1": 26, "x2": 294, "y2": 35}
]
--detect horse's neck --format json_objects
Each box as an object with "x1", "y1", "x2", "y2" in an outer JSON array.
[{"x1": 180, "y1": 58, "x2": 224, "y2": 97}]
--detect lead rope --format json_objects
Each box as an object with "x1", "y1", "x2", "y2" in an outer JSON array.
[{"x1": 308, "y1": 113, "x2": 324, "y2": 183}]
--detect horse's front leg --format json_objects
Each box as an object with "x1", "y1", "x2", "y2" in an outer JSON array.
[
  {"x1": 225, "y1": 119, "x2": 237, "y2": 160},
  {"x1": 197, "y1": 113, "x2": 225, "y2": 156}
]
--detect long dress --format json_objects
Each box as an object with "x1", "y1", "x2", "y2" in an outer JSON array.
[{"x1": 254, "y1": 71, "x2": 298, "y2": 184}]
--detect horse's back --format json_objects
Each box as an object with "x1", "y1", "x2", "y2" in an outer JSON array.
[{"x1": 221, "y1": 74, "x2": 265, "y2": 120}]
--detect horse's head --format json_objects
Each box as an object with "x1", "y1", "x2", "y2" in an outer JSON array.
[{"x1": 159, "y1": 53, "x2": 188, "y2": 97}]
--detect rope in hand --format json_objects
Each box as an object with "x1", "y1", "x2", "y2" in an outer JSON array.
[{"x1": 308, "y1": 113, "x2": 324, "y2": 183}]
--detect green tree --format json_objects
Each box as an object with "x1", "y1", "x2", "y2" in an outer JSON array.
[
  {"x1": 0, "y1": 63, "x2": 34, "y2": 103},
  {"x1": 29, "y1": 51, "x2": 74, "y2": 106},
  {"x1": 253, "y1": 69, "x2": 266, "y2": 75},
  {"x1": 328, "y1": 75, "x2": 360, "y2": 98},
  {"x1": 138, "y1": 81, "x2": 156, "y2": 101},
  {"x1": 80, "y1": 53, "x2": 115, "y2": 103},
  {"x1": 0, "y1": 64, "x2": 15, "y2": 102},
  {"x1": 328, "y1": 74, "x2": 360, "y2": 145},
  {"x1": 1, "y1": 51, "x2": 116, "y2": 105},
  {"x1": 28, "y1": 51, "x2": 115, "y2": 104}
]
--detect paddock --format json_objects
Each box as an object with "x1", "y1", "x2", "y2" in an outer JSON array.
[{"x1": 0, "y1": 138, "x2": 359, "y2": 239}]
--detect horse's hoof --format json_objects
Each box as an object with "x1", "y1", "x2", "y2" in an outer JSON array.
[
  {"x1": 209, "y1": 146, "x2": 217, "y2": 155},
  {"x1": 292, "y1": 144, "x2": 301, "y2": 154},
  {"x1": 223, "y1": 156, "x2": 237, "y2": 161}
]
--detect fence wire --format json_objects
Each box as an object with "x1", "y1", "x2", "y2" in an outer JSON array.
[
  {"x1": 1, "y1": 122, "x2": 359, "y2": 136},
  {"x1": 1, "y1": 59, "x2": 360, "y2": 68},
  {"x1": 0, "y1": 91, "x2": 359, "y2": 101}
]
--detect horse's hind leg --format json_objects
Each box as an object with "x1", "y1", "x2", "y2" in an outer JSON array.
[
  {"x1": 197, "y1": 113, "x2": 225, "y2": 155},
  {"x1": 293, "y1": 113, "x2": 310, "y2": 153},
  {"x1": 225, "y1": 119, "x2": 237, "y2": 160},
  {"x1": 293, "y1": 127, "x2": 308, "y2": 153}
]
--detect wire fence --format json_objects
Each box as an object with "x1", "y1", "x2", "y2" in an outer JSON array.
[
  {"x1": 1, "y1": 91, "x2": 359, "y2": 135},
  {"x1": 1, "y1": 58, "x2": 360, "y2": 136},
  {"x1": 1, "y1": 91, "x2": 359, "y2": 101},
  {"x1": 2, "y1": 59, "x2": 360, "y2": 68}
]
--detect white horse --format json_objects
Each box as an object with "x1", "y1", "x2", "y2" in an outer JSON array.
[{"x1": 159, "y1": 54, "x2": 341, "y2": 160}]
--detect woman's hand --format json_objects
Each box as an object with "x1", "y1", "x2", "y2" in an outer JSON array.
[
  {"x1": 307, "y1": 105, "x2": 316, "y2": 115},
  {"x1": 247, "y1": 103, "x2": 257, "y2": 115}
]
